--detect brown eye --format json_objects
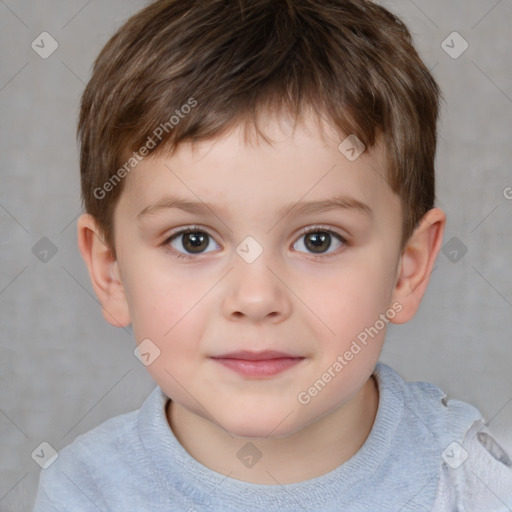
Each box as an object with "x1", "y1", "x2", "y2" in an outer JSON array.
[
  {"x1": 293, "y1": 228, "x2": 345, "y2": 256},
  {"x1": 168, "y1": 229, "x2": 220, "y2": 255},
  {"x1": 304, "y1": 231, "x2": 332, "y2": 253},
  {"x1": 182, "y1": 232, "x2": 209, "y2": 253}
]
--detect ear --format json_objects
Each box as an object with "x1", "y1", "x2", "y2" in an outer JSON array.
[
  {"x1": 390, "y1": 207, "x2": 446, "y2": 324},
  {"x1": 77, "y1": 213, "x2": 131, "y2": 327}
]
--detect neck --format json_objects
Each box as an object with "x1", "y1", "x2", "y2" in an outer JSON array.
[{"x1": 166, "y1": 375, "x2": 379, "y2": 484}]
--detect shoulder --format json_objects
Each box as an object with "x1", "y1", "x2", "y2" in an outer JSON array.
[
  {"x1": 54, "y1": 402, "x2": 142, "y2": 470},
  {"x1": 375, "y1": 362, "x2": 483, "y2": 446},
  {"x1": 375, "y1": 364, "x2": 512, "y2": 509},
  {"x1": 33, "y1": 387, "x2": 165, "y2": 511}
]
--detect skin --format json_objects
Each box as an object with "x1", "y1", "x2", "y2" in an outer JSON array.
[{"x1": 78, "y1": 111, "x2": 445, "y2": 484}]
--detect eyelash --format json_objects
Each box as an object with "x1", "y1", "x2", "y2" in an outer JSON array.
[
  {"x1": 295, "y1": 226, "x2": 347, "y2": 261},
  {"x1": 163, "y1": 225, "x2": 347, "y2": 262},
  {"x1": 163, "y1": 225, "x2": 216, "y2": 261}
]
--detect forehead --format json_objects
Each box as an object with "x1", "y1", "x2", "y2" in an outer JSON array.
[{"x1": 119, "y1": 113, "x2": 399, "y2": 225}]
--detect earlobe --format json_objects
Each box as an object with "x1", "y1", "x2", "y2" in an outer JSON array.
[
  {"x1": 77, "y1": 214, "x2": 131, "y2": 327},
  {"x1": 390, "y1": 208, "x2": 446, "y2": 324}
]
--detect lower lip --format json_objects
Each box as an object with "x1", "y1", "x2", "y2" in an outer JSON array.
[{"x1": 212, "y1": 357, "x2": 304, "y2": 377}]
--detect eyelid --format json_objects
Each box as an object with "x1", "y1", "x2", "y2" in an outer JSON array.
[
  {"x1": 164, "y1": 224, "x2": 347, "y2": 242},
  {"x1": 296, "y1": 224, "x2": 348, "y2": 243},
  {"x1": 164, "y1": 224, "x2": 216, "y2": 242},
  {"x1": 292, "y1": 224, "x2": 348, "y2": 257},
  {"x1": 162, "y1": 225, "x2": 221, "y2": 260}
]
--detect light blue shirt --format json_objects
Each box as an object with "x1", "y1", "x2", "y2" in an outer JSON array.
[{"x1": 33, "y1": 362, "x2": 512, "y2": 511}]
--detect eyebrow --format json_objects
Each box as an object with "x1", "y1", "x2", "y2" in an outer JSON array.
[{"x1": 136, "y1": 194, "x2": 372, "y2": 221}]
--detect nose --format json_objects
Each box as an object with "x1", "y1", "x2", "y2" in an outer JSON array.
[{"x1": 221, "y1": 254, "x2": 292, "y2": 324}]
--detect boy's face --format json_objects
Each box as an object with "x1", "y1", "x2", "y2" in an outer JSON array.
[{"x1": 112, "y1": 113, "x2": 404, "y2": 438}]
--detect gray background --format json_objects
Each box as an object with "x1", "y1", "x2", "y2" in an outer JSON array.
[{"x1": 1, "y1": 0, "x2": 511, "y2": 510}]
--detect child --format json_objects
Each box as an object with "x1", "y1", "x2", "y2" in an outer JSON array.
[{"x1": 34, "y1": 0, "x2": 512, "y2": 510}]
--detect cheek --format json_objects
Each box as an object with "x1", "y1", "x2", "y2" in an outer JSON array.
[
  {"x1": 303, "y1": 262, "x2": 394, "y2": 336},
  {"x1": 127, "y1": 270, "x2": 207, "y2": 385},
  {"x1": 122, "y1": 259, "x2": 202, "y2": 342}
]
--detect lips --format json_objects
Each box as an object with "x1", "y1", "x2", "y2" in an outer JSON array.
[
  {"x1": 210, "y1": 351, "x2": 305, "y2": 378},
  {"x1": 212, "y1": 350, "x2": 299, "y2": 361}
]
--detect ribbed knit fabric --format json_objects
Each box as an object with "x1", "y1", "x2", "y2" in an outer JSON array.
[{"x1": 33, "y1": 363, "x2": 512, "y2": 511}]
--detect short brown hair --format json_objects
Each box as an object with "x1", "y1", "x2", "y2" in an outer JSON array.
[{"x1": 78, "y1": 0, "x2": 441, "y2": 254}]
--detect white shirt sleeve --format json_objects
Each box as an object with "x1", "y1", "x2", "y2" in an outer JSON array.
[{"x1": 432, "y1": 420, "x2": 512, "y2": 512}]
